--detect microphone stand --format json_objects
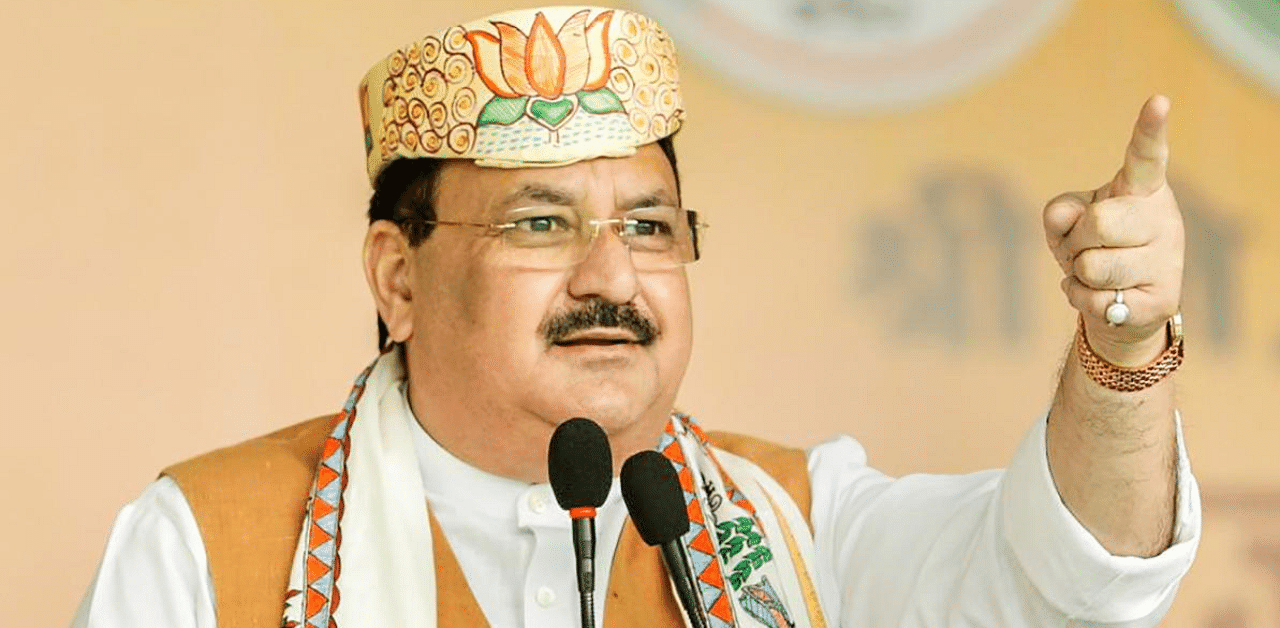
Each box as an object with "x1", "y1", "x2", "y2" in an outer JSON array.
[
  {"x1": 659, "y1": 542, "x2": 710, "y2": 628},
  {"x1": 571, "y1": 514, "x2": 597, "y2": 628}
]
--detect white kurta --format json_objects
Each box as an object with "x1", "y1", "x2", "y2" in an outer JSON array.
[{"x1": 71, "y1": 383, "x2": 1200, "y2": 628}]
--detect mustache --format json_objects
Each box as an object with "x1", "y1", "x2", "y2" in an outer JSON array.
[{"x1": 541, "y1": 299, "x2": 659, "y2": 346}]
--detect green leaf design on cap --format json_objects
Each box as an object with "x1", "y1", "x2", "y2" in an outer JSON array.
[
  {"x1": 578, "y1": 88, "x2": 625, "y2": 114},
  {"x1": 477, "y1": 96, "x2": 528, "y2": 126},
  {"x1": 529, "y1": 97, "x2": 576, "y2": 129}
]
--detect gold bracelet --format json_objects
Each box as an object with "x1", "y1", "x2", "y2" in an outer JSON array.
[{"x1": 1075, "y1": 313, "x2": 1184, "y2": 393}]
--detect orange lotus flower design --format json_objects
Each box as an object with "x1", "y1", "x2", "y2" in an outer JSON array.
[{"x1": 465, "y1": 10, "x2": 625, "y2": 135}]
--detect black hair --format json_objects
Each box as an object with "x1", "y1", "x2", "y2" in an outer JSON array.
[{"x1": 367, "y1": 134, "x2": 681, "y2": 349}]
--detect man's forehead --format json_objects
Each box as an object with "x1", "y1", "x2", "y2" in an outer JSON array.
[
  {"x1": 438, "y1": 150, "x2": 678, "y2": 213},
  {"x1": 495, "y1": 182, "x2": 677, "y2": 209}
]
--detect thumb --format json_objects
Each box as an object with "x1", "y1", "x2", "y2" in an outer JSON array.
[{"x1": 1043, "y1": 191, "x2": 1089, "y2": 272}]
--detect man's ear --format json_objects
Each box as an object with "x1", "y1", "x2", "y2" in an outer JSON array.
[{"x1": 363, "y1": 221, "x2": 414, "y2": 343}]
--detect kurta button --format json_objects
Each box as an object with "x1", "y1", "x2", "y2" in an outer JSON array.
[
  {"x1": 536, "y1": 586, "x2": 556, "y2": 607},
  {"x1": 528, "y1": 491, "x2": 547, "y2": 514}
]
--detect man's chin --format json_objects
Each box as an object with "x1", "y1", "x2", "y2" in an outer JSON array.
[
  {"x1": 543, "y1": 393, "x2": 663, "y2": 436},
  {"x1": 530, "y1": 356, "x2": 668, "y2": 433}
]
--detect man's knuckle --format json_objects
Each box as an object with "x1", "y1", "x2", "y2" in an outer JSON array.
[
  {"x1": 1074, "y1": 251, "x2": 1109, "y2": 287},
  {"x1": 1095, "y1": 220, "x2": 1120, "y2": 245},
  {"x1": 1092, "y1": 201, "x2": 1129, "y2": 243},
  {"x1": 1105, "y1": 262, "x2": 1125, "y2": 288}
]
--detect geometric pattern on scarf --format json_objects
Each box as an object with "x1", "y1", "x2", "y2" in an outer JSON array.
[
  {"x1": 282, "y1": 362, "x2": 374, "y2": 628},
  {"x1": 659, "y1": 414, "x2": 793, "y2": 628}
]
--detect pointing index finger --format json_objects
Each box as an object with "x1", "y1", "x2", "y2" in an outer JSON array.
[{"x1": 1114, "y1": 95, "x2": 1170, "y2": 197}]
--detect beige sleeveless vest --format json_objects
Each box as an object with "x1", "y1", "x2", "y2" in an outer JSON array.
[{"x1": 163, "y1": 415, "x2": 812, "y2": 628}]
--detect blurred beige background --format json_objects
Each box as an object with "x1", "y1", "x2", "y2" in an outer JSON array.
[{"x1": 2, "y1": 0, "x2": 1277, "y2": 625}]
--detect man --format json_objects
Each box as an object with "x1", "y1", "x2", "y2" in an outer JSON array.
[{"x1": 73, "y1": 6, "x2": 1198, "y2": 627}]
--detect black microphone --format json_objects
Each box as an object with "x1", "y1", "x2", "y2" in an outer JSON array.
[
  {"x1": 620, "y1": 450, "x2": 710, "y2": 628},
  {"x1": 548, "y1": 417, "x2": 613, "y2": 628}
]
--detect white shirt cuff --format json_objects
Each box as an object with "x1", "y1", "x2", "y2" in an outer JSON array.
[{"x1": 1001, "y1": 412, "x2": 1201, "y2": 623}]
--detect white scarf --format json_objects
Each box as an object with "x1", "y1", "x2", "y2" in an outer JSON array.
[{"x1": 280, "y1": 350, "x2": 828, "y2": 628}]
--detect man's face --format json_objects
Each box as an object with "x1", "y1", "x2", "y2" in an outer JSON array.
[{"x1": 402, "y1": 142, "x2": 692, "y2": 463}]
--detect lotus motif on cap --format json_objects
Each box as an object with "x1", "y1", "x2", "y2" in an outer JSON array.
[{"x1": 466, "y1": 9, "x2": 626, "y2": 139}]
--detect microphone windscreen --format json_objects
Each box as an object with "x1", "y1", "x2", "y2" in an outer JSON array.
[
  {"x1": 620, "y1": 450, "x2": 690, "y2": 546},
  {"x1": 548, "y1": 417, "x2": 613, "y2": 509}
]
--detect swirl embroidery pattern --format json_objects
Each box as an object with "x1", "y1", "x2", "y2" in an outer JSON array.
[{"x1": 358, "y1": 7, "x2": 684, "y2": 181}]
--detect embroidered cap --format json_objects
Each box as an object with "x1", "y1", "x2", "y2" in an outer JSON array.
[{"x1": 358, "y1": 6, "x2": 685, "y2": 183}]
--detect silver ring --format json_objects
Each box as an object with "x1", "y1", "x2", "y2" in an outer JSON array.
[{"x1": 1105, "y1": 289, "x2": 1130, "y2": 326}]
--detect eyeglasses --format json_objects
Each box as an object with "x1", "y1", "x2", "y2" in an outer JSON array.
[{"x1": 406, "y1": 205, "x2": 706, "y2": 270}]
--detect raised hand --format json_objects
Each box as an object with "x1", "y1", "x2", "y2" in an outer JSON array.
[{"x1": 1043, "y1": 95, "x2": 1185, "y2": 366}]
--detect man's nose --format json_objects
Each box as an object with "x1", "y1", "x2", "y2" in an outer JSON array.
[{"x1": 566, "y1": 224, "x2": 639, "y2": 304}]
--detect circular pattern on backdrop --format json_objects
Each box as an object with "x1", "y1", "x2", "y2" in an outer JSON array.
[
  {"x1": 631, "y1": 0, "x2": 1075, "y2": 111},
  {"x1": 1176, "y1": 0, "x2": 1280, "y2": 98}
]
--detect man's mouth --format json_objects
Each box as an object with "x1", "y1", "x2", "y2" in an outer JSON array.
[{"x1": 552, "y1": 330, "x2": 639, "y2": 347}]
